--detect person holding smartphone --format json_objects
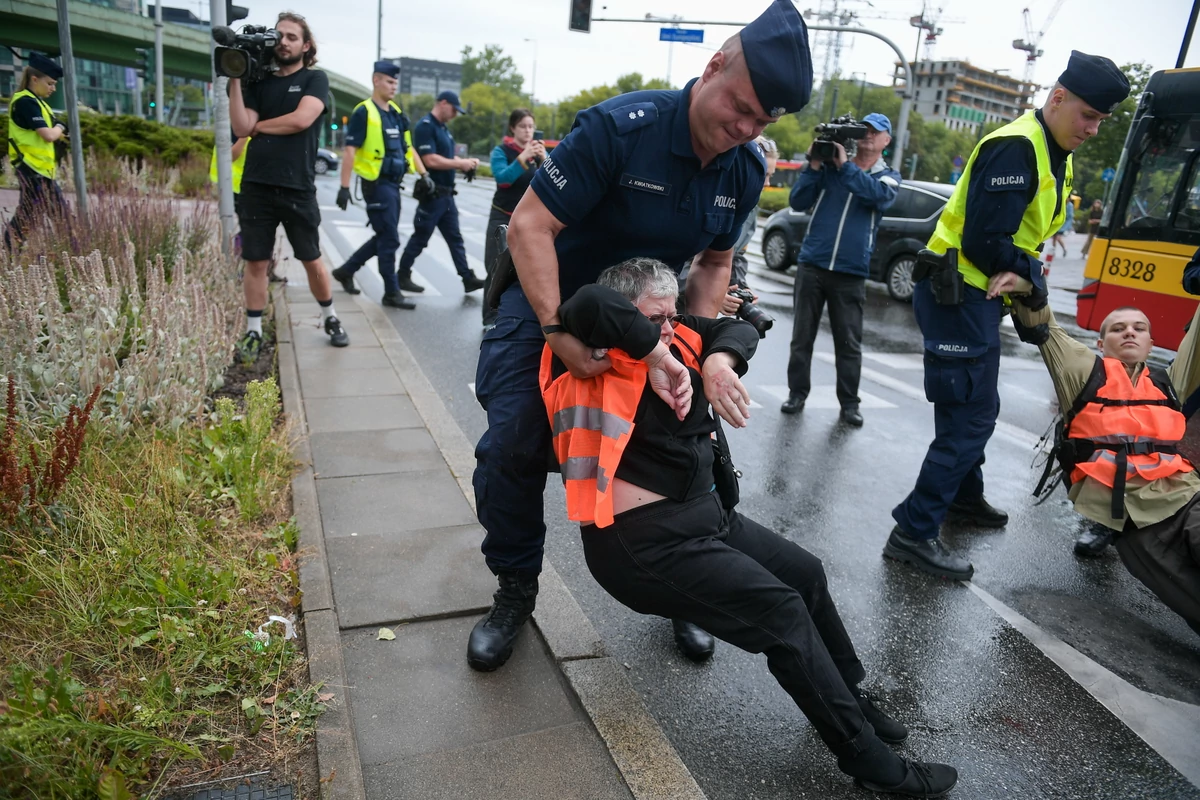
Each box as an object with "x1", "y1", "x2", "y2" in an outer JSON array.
[{"x1": 482, "y1": 108, "x2": 546, "y2": 328}]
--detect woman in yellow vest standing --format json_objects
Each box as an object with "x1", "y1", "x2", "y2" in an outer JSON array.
[
  {"x1": 4, "y1": 53, "x2": 68, "y2": 250},
  {"x1": 886, "y1": 52, "x2": 1130, "y2": 581}
]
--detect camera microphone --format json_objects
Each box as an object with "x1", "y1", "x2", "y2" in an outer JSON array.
[{"x1": 212, "y1": 25, "x2": 237, "y2": 45}]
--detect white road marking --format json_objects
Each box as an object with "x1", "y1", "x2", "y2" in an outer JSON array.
[
  {"x1": 756, "y1": 383, "x2": 897, "y2": 409},
  {"x1": 863, "y1": 352, "x2": 1046, "y2": 372},
  {"x1": 322, "y1": 223, "x2": 443, "y2": 296}
]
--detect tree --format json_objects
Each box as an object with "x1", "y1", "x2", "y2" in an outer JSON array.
[
  {"x1": 453, "y1": 83, "x2": 527, "y2": 154},
  {"x1": 1070, "y1": 62, "x2": 1153, "y2": 204},
  {"x1": 461, "y1": 45, "x2": 524, "y2": 96},
  {"x1": 555, "y1": 73, "x2": 675, "y2": 134}
]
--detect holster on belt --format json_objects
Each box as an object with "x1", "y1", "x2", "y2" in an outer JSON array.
[
  {"x1": 486, "y1": 223, "x2": 518, "y2": 311},
  {"x1": 913, "y1": 247, "x2": 964, "y2": 305}
]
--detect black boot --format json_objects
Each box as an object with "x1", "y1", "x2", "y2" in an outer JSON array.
[
  {"x1": 381, "y1": 292, "x2": 416, "y2": 310},
  {"x1": 671, "y1": 619, "x2": 715, "y2": 662},
  {"x1": 883, "y1": 526, "x2": 974, "y2": 581},
  {"x1": 852, "y1": 688, "x2": 908, "y2": 744},
  {"x1": 330, "y1": 266, "x2": 360, "y2": 295},
  {"x1": 1074, "y1": 522, "x2": 1113, "y2": 557},
  {"x1": 780, "y1": 394, "x2": 805, "y2": 414},
  {"x1": 462, "y1": 273, "x2": 485, "y2": 293},
  {"x1": 840, "y1": 738, "x2": 958, "y2": 798},
  {"x1": 947, "y1": 494, "x2": 1008, "y2": 527},
  {"x1": 467, "y1": 573, "x2": 538, "y2": 672},
  {"x1": 397, "y1": 273, "x2": 425, "y2": 293}
]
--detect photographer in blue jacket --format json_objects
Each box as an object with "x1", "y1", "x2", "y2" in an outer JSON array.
[{"x1": 781, "y1": 113, "x2": 900, "y2": 427}]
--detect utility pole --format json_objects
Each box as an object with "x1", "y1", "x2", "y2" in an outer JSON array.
[
  {"x1": 524, "y1": 38, "x2": 538, "y2": 102},
  {"x1": 376, "y1": 0, "x2": 382, "y2": 62},
  {"x1": 154, "y1": 0, "x2": 164, "y2": 123},
  {"x1": 1178, "y1": 0, "x2": 1200, "y2": 68},
  {"x1": 55, "y1": 0, "x2": 88, "y2": 214},
  {"x1": 210, "y1": 0, "x2": 235, "y2": 256}
]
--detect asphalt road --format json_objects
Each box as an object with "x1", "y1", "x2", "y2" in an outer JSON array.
[{"x1": 310, "y1": 172, "x2": 1200, "y2": 799}]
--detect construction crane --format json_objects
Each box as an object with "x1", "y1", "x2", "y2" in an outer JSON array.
[{"x1": 1013, "y1": 0, "x2": 1067, "y2": 86}]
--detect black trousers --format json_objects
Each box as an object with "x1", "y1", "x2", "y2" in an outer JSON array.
[
  {"x1": 581, "y1": 492, "x2": 876, "y2": 760},
  {"x1": 3, "y1": 166, "x2": 66, "y2": 249},
  {"x1": 786, "y1": 264, "x2": 866, "y2": 408},
  {"x1": 1117, "y1": 493, "x2": 1200, "y2": 636}
]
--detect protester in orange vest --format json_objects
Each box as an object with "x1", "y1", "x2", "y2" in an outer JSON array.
[
  {"x1": 1012, "y1": 300, "x2": 1200, "y2": 634},
  {"x1": 542, "y1": 257, "x2": 960, "y2": 797}
]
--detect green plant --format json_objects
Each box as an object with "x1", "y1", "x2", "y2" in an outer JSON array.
[
  {"x1": 475, "y1": 163, "x2": 493, "y2": 178},
  {"x1": 758, "y1": 186, "x2": 790, "y2": 214}
]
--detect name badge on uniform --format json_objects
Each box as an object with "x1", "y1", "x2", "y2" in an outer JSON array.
[{"x1": 620, "y1": 173, "x2": 671, "y2": 196}]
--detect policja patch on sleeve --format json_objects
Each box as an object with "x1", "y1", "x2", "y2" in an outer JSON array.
[{"x1": 983, "y1": 172, "x2": 1030, "y2": 192}]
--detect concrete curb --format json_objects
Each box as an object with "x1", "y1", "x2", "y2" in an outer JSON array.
[
  {"x1": 354, "y1": 298, "x2": 708, "y2": 800},
  {"x1": 273, "y1": 285, "x2": 367, "y2": 800}
]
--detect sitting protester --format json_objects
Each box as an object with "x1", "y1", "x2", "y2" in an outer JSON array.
[
  {"x1": 541, "y1": 257, "x2": 959, "y2": 796},
  {"x1": 1012, "y1": 297, "x2": 1200, "y2": 635}
]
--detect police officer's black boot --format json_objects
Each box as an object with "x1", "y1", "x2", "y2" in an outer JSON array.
[
  {"x1": 947, "y1": 494, "x2": 1008, "y2": 528},
  {"x1": 467, "y1": 572, "x2": 538, "y2": 672},
  {"x1": 330, "y1": 266, "x2": 360, "y2": 295},
  {"x1": 671, "y1": 619, "x2": 715, "y2": 662},
  {"x1": 397, "y1": 272, "x2": 425, "y2": 293}
]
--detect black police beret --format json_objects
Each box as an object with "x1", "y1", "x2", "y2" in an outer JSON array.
[
  {"x1": 373, "y1": 60, "x2": 400, "y2": 79},
  {"x1": 1058, "y1": 50, "x2": 1130, "y2": 114},
  {"x1": 28, "y1": 52, "x2": 63, "y2": 80},
  {"x1": 740, "y1": 0, "x2": 813, "y2": 118}
]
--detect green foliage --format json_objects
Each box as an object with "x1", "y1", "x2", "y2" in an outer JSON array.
[
  {"x1": 1071, "y1": 63, "x2": 1153, "y2": 204},
  {"x1": 758, "y1": 186, "x2": 790, "y2": 214},
  {"x1": 461, "y1": 44, "x2": 525, "y2": 96},
  {"x1": 476, "y1": 163, "x2": 493, "y2": 179},
  {"x1": 555, "y1": 73, "x2": 674, "y2": 134},
  {"x1": 399, "y1": 92, "x2": 435, "y2": 125},
  {"x1": 453, "y1": 83, "x2": 528, "y2": 155},
  {"x1": 76, "y1": 114, "x2": 213, "y2": 167}
]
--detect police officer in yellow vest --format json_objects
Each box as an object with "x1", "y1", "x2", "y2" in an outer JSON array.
[
  {"x1": 886, "y1": 51, "x2": 1131, "y2": 581},
  {"x1": 330, "y1": 60, "x2": 428, "y2": 309},
  {"x1": 4, "y1": 53, "x2": 68, "y2": 250},
  {"x1": 209, "y1": 136, "x2": 249, "y2": 198}
]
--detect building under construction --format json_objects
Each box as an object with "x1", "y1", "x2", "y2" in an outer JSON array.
[{"x1": 894, "y1": 59, "x2": 1036, "y2": 134}]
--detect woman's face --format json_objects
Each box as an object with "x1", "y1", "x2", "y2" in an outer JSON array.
[
  {"x1": 512, "y1": 115, "x2": 536, "y2": 146},
  {"x1": 32, "y1": 74, "x2": 57, "y2": 98},
  {"x1": 635, "y1": 294, "x2": 680, "y2": 346}
]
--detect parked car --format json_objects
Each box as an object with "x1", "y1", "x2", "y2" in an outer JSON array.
[
  {"x1": 315, "y1": 148, "x2": 339, "y2": 175},
  {"x1": 760, "y1": 179, "x2": 955, "y2": 302}
]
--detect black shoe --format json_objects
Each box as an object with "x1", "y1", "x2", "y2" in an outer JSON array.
[
  {"x1": 323, "y1": 316, "x2": 349, "y2": 347},
  {"x1": 672, "y1": 619, "x2": 715, "y2": 663},
  {"x1": 462, "y1": 273, "x2": 485, "y2": 293},
  {"x1": 840, "y1": 406, "x2": 864, "y2": 427},
  {"x1": 397, "y1": 274, "x2": 425, "y2": 293},
  {"x1": 381, "y1": 292, "x2": 416, "y2": 310},
  {"x1": 1074, "y1": 523, "x2": 1113, "y2": 557},
  {"x1": 947, "y1": 495, "x2": 1008, "y2": 527},
  {"x1": 467, "y1": 573, "x2": 538, "y2": 672},
  {"x1": 780, "y1": 394, "x2": 805, "y2": 414},
  {"x1": 857, "y1": 759, "x2": 959, "y2": 798},
  {"x1": 330, "y1": 266, "x2": 360, "y2": 295},
  {"x1": 883, "y1": 526, "x2": 974, "y2": 581},
  {"x1": 853, "y1": 689, "x2": 908, "y2": 745}
]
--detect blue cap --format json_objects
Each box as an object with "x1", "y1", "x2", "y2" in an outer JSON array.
[
  {"x1": 437, "y1": 90, "x2": 467, "y2": 114},
  {"x1": 740, "y1": 0, "x2": 813, "y2": 118},
  {"x1": 862, "y1": 112, "x2": 892, "y2": 135},
  {"x1": 28, "y1": 52, "x2": 63, "y2": 80},
  {"x1": 373, "y1": 60, "x2": 400, "y2": 79},
  {"x1": 1057, "y1": 51, "x2": 1130, "y2": 114}
]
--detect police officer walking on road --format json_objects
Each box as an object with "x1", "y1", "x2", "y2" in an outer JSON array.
[
  {"x1": 468, "y1": 0, "x2": 812, "y2": 673},
  {"x1": 330, "y1": 61, "x2": 431, "y2": 310},
  {"x1": 395, "y1": 91, "x2": 486, "y2": 294},
  {"x1": 886, "y1": 52, "x2": 1130, "y2": 581}
]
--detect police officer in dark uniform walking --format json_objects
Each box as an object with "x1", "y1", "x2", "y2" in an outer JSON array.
[
  {"x1": 468, "y1": 0, "x2": 812, "y2": 673},
  {"x1": 331, "y1": 61, "x2": 429, "y2": 309},
  {"x1": 886, "y1": 51, "x2": 1131, "y2": 580},
  {"x1": 395, "y1": 90, "x2": 485, "y2": 294}
]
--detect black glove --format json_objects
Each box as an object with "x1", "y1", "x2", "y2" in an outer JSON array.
[
  {"x1": 54, "y1": 119, "x2": 68, "y2": 135},
  {"x1": 414, "y1": 174, "x2": 435, "y2": 203},
  {"x1": 463, "y1": 167, "x2": 477, "y2": 183},
  {"x1": 336, "y1": 186, "x2": 351, "y2": 211},
  {"x1": 1012, "y1": 315, "x2": 1050, "y2": 346}
]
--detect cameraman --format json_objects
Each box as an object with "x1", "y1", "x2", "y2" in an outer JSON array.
[
  {"x1": 780, "y1": 113, "x2": 899, "y2": 427},
  {"x1": 228, "y1": 11, "x2": 348, "y2": 363}
]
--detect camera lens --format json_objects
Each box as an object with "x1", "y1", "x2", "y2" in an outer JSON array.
[{"x1": 216, "y1": 47, "x2": 250, "y2": 79}]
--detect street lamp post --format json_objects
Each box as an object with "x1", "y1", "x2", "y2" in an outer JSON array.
[
  {"x1": 523, "y1": 38, "x2": 538, "y2": 102},
  {"x1": 377, "y1": 0, "x2": 382, "y2": 62}
]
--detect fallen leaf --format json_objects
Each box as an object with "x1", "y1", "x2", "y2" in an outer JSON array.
[
  {"x1": 376, "y1": 627, "x2": 395, "y2": 641},
  {"x1": 262, "y1": 694, "x2": 277, "y2": 705},
  {"x1": 317, "y1": 692, "x2": 335, "y2": 703}
]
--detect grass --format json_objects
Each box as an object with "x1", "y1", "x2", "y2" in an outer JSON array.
[{"x1": 0, "y1": 377, "x2": 315, "y2": 798}]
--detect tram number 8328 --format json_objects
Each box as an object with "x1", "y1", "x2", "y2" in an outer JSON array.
[{"x1": 1107, "y1": 257, "x2": 1157, "y2": 283}]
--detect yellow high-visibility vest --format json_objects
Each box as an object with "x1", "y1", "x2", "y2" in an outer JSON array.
[
  {"x1": 7, "y1": 90, "x2": 57, "y2": 180},
  {"x1": 927, "y1": 111, "x2": 1072, "y2": 293},
  {"x1": 209, "y1": 138, "x2": 249, "y2": 194},
  {"x1": 351, "y1": 98, "x2": 415, "y2": 180}
]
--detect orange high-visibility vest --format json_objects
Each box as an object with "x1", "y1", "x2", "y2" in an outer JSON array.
[
  {"x1": 1065, "y1": 356, "x2": 1193, "y2": 518},
  {"x1": 540, "y1": 325, "x2": 703, "y2": 528}
]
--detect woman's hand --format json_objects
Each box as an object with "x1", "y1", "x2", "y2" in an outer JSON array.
[
  {"x1": 702, "y1": 353, "x2": 750, "y2": 428},
  {"x1": 644, "y1": 342, "x2": 692, "y2": 421}
]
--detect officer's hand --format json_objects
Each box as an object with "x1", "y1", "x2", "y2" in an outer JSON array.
[
  {"x1": 54, "y1": 120, "x2": 68, "y2": 135},
  {"x1": 461, "y1": 157, "x2": 480, "y2": 172},
  {"x1": 703, "y1": 353, "x2": 750, "y2": 428},
  {"x1": 986, "y1": 271, "x2": 1022, "y2": 299},
  {"x1": 1012, "y1": 315, "x2": 1050, "y2": 346},
  {"x1": 547, "y1": 330, "x2": 612, "y2": 380},
  {"x1": 336, "y1": 186, "x2": 351, "y2": 211},
  {"x1": 645, "y1": 343, "x2": 693, "y2": 421}
]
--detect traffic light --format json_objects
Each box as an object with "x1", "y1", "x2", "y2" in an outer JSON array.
[
  {"x1": 568, "y1": 0, "x2": 592, "y2": 32},
  {"x1": 134, "y1": 47, "x2": 151, "y2": 79},
  {"x1": 330, "y1": 121, "x2": 338, "y2": 130},
  {"x1": 227, "y1": 0, "x2": 249, "y2": 23}
]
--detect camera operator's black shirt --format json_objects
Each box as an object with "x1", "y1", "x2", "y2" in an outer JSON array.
[{"x1": 241, "y1": 67, "x2": 328, "y2": 192}]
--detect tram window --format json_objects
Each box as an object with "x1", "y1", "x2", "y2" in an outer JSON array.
[
  {"x1": 1124, "y1": 148, "x2": 1190, "y2": 230},
  {"x1": 1176, "y1": 160, "x2": 1200, "y2": 232}
]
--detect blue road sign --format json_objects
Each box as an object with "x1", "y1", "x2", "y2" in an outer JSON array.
[
  {"x1": 952, "y1": 155, "x2": 964, "y2": 168},
  {"x1": 949, "y1": 171, "x2": 962, "y2": 185},
  {"x1": 1102, "y1": 167, "x2": 1116, "y2": 183},
  {"x1": 660, "y1": 28, "x2": 704, "y2": 43}
]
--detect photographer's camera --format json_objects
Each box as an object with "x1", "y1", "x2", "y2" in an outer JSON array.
[
  {"x1": 811, "y1": 114, "x2": 869, "y2": 162},
  {"x1": 730, "y1": 286, "x2": 774, "y2": 338}
]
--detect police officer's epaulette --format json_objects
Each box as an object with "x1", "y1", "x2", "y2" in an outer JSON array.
[
  {"x1": 741, "y1": 139, "x2": 767, "y2": 169},
  {"x1": 608, "y1": 102, "x2": 658, "y2": 135}
]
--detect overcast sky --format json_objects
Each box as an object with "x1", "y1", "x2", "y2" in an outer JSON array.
[{"x1": 205, "y1": 0, "x2": 1197, "y2": 104}]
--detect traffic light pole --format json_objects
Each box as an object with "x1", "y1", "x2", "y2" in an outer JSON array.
[
  {"x1": 154, "y1": 0, "x2": 164, "y2": 123},
  {"x1": 210, "y1": 0, "x2": 236, "y2": 257},
  {"x1": 55, "y1": 0, "x2": 88, "y2": 214}
]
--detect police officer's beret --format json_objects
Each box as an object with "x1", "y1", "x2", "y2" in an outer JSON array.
[
  {"x1": 740, "y1": 0, "x2": 813, "y2": 119},
  {"x1": 373, "y1": 60, "x2": 400, "y2": 78},
  {"x1": 1057, "y1": 51, "x2": 1130, "y2": 114},
  {"x1": 28, "y1": 52, "x2": 63, "y2": 80}
]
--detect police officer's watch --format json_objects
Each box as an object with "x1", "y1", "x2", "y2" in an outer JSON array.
[{"x1": 541, "y1": 324, "x2": 566, "y2": 336}]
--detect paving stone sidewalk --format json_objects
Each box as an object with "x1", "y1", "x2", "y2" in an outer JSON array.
[{"x1": 272, "y1": 236, "x2": 706, "y2": 800}]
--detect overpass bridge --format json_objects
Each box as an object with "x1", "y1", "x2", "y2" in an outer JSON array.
[{"x1": 1, "y1": 0, "x2": 370, "y2": 121}]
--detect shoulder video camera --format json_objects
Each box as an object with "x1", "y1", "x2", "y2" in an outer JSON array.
[
  {"x1": 811, "y1": 115, "x2": 869, "y2": 161},
  {"x1": 212, "y1": 24, "x2": 279, "y2": 83}
]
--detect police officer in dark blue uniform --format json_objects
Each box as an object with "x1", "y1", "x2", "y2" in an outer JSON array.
[
  {"x1": 331, "y1": 61, "x2": 424, "y2": 309},
  {"x1": 468, "y1": 0, "x2": 812, "y2": 674},
  {"x1": 886, "y1": 52, "x2": 1130, "y2": 580},
  {"x1": 395, "y1": 90, "x2": 486, "y2": 294}
]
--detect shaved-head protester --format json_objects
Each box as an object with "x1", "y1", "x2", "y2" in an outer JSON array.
[
  {"x1": 470, "y1": 0, "x2": 809, "y2": 672},
  {"x1": 1011, "y1": 285, "x2": 1200, "y2": 636}
]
